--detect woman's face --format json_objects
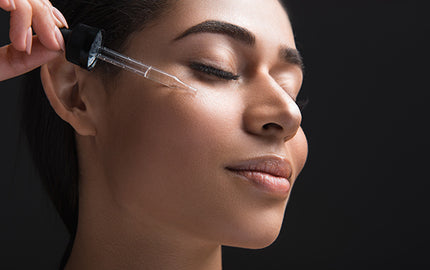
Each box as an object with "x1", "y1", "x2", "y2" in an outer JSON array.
[{"x1": 88, "y1": 0, "x2": 307, "y2": 248}]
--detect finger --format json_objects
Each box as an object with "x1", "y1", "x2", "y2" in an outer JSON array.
[
  {"x1": 9, "y1": 0, "x2": 63, "y2": 53},
  {"x1": 31, "y1": 0, "x2": 68, "y2": 29},
  {"x1": 0, "y1": 0, "x2": 16, "y2": 11},
  {"x1": 9, "y1": 0, "x2": 32, "y2": 52},
  {"x1": 0, "y1": 35, "x2": 62, "y2": 81},
  {"x1": 29, "y1": 0, "x2": 63, "y2": 51},
  {"x1": 25, "y1": 26, "x2": 32, "y2": 55},
  {"x1": 52, "y1": 6, "x2": 68, "y2": 29}
]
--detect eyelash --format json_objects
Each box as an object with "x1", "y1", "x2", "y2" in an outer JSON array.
[
  {"x1": 280, "y1": 84, "x2": 309, "y2": 112},
  {"x1": 295, "y1": 97, "x2": 309, "y2": 112},
  {"x1": 189, "y1": 62, "x2": 309, "y2": 112},
  {"x1": 189, "y1": 62, "x2": 240, "y2": 81}
]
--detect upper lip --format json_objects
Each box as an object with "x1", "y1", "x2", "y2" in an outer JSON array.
[{"x1": 225, "y1": 155, "x2": 293, "y2": 180}]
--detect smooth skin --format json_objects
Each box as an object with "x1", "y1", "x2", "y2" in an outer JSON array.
[{"x1": 5, "y1": 0, "x2": 308, "y2": 269}]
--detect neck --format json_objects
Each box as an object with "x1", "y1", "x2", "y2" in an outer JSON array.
[
  {"x1": 64, "y1": 196, "x2": 223, "y2": 270},
  {"x1": 66, "y1": 137, "x2": 223, "y2": 270},
  {"x1": 65, "y1": 181, "x2": 222, "y2": 270}
]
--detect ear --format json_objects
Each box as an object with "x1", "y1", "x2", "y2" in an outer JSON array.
[{"x1": 40, "y1": 55, "x2": 97, "y2": 136}]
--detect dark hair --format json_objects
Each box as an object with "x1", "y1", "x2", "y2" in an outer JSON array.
[{"x1": 20, "y1": 0, "x2": 173, "y2": 268}]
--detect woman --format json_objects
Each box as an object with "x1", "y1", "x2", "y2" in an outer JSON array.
[{"x1": 1, "y1": 0, "x2": 308, "y2": 269}]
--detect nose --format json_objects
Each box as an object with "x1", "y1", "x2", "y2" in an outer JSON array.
[{"x1": 242, "y1": 74, "x2": 302, "y2": 142}]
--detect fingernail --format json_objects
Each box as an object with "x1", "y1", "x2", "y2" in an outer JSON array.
[
  {"x1": 54, "y1": 26, "x2": 65, "y2": 51},
  {"x1": 52, "y1": 7, "x2": 69, "y2": 29},
  {"x1": 26, "y1": 27, "x2": 32, "y2": 55},
  {"x1": 9, "y1": 0, "x2": 16, "y2": 10}
]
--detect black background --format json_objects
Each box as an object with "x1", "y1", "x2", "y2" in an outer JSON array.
[{"x1": 0, "y1": 0, "x2": 427, "y2": 269}]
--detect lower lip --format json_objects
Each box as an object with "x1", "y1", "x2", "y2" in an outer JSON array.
[{"x1": 227, "y1": 169, "x2": 291, "y2": 197}]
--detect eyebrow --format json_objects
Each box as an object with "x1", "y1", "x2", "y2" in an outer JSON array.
[
  {"x1": 173, "y1": 20, "x2": 256, "y2": 46},
  {"x1": 173, "y1": 20, "x2": 304, "y2": 72},
  {"x1": 280, "y1": 46, "x2": 305, "y2": 72}
]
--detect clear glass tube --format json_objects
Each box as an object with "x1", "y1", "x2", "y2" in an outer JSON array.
[{"x1": 96, "y1": 47, "x2": 197, "y2": 93}]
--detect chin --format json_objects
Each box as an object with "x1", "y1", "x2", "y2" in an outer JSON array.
[
  {"x1": 224, "y1": 229, "x2": 282, "y2": 250},
  {"x1": 221, "y1": 215, "x2": 284, "y2": 250}
]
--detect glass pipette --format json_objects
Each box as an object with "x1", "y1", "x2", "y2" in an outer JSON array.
[
  {"x1": 96, "y1": 47, "x2": 196, "y2": 92},
  {"x1": 60, "y1": 24, "x2": 197, "y2": 93}
]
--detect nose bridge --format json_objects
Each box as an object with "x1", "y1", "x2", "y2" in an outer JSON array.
[{"x1": 242, "y1": 71, "x2": 301, "y2": 141}]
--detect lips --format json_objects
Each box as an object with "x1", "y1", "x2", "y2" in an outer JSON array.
[{"x1": 225, "y1": 156, "x2": 293, "y2": 197}]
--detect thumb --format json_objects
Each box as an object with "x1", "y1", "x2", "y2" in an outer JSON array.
[{"x1": 0, "y1": 35, "x2": 63, "y2": 81}]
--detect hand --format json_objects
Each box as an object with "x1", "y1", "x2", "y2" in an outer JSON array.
[{"x1": 0, "y1": 0, "x2": 68, "y2": 81}]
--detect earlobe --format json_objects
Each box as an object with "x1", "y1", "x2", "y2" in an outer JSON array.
[{"x1": 40, "y1": 56, "x2": 97, "y2": 136}]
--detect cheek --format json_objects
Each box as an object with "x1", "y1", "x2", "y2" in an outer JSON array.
[{"x1": 98, "y1": 84, "x2": 244, "y2": 224}]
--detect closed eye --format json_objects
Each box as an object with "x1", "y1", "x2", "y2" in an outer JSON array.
[{"x1": 189, "y1": 62, "x2": 240, "y2": 81}]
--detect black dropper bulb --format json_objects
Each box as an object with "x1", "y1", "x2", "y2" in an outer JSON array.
[{"x1": 60, "y1": 24, "x2": 104, "y2": 70}]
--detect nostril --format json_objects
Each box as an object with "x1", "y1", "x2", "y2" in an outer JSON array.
[{"x1": 262, "y1": 122, "x2": 283, "y2": 131}]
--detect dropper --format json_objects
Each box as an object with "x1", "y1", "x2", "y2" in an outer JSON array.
[{"x1": 60, "y1": 24, "x2": 197, "y2": 93}]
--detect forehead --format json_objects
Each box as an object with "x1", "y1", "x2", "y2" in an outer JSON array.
[{"x1": 164, "y1": 0, "x2": 295, "y2": 47}]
